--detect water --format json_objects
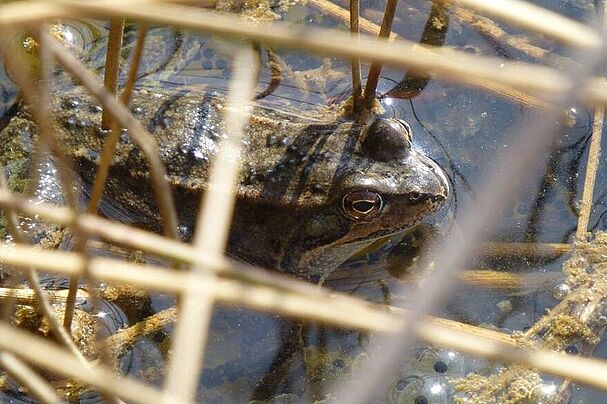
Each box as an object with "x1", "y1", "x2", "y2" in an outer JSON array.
[{"x1": 0, "y1": 0, "x2": 605, "y2": 402}]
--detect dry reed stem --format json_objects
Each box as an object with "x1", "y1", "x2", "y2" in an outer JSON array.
[
  {"x1": 4, "y1": 244, "x2": 607, "y2": 389},
  {"x1": 307, "y1": 0, "x2": 397, "y2": 39},
  {"x1": 0, "y1": 287, "x2": 86, "y2": 305},
  {"x1": 87, "y1": 22, "x2": 147, "y2": 216},
  {"x1": 107, "y1": 307, "x2": 177, "y2": 360},
  {"x1": 308, "y1": 0, "x2": 550, "y2": 109},
  {"x1": 576, "y1": 107, "x2": 604, "y2": 237},
  {"x1": 43, "y1": 32, "x2": 179, "y2": 240},
  {"x1": 165, "y1": 49, "x2": 258, "y2": 401},
  {"x1": 449, "y1": 270, "x2": 561, "y2": 290},
  {"x1": 120, "y1": 23, "x2": 148, "y2": 105},
  {"x1": 335, "y1": 24, "x2": 604, "y2": 403},
  {"x1": 0, "y1": 177, "x2": 88, "y2": 366},
  {"x1": 51, "y1": 0, "x2": 607, "y2": 104},
  {"x1": 0, "y1": 322, "x2": 186, "y2": 404},
  {"x1": 2, "y1": 0, "x2": 604, "y2": 104},
  {"x1": 361, "y1": 0, "x2": 398, "y2": 109},
  {"x1": 0, "y1": 1, "x2": 63, "y2": 28},
  {"x1": 0, "y1": 244, "x2": 399, "y2": 331},
  {"x1": 399, "y1": 270, "x2": 560, "y2": 290},
  {"x1": 0, "y1": 352, "x2": 61, "y2": 404},
  {"x1": 415, "y1": 321, "x2": 607, "y2": 393},
  {"x1": 443, "y1": 0, "x2": 602, "y2": 50},
  {"x1": 349, "y1": 0, "x2": 362, "y2": 114},
  {"x1": 480, "y1": 241, "x2": 571, "y2": 258},
  {"x1": 0, "y1": 188, "x2": 360, "y2": 297},
  {"x1": 452, "y1": 6, "x2": 571, "y2": 67},
  {"x1": 78, "y1": 25, "x2": 149, "y2": 356},
  {"x1": 0, "y1": 243, "x2": 504, "y2": 338},
  {"x1": 101, "y1": 19, "x2": 124, "y2": 129}
]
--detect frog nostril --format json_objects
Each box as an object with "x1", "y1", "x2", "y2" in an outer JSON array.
[{"x1": 409, "y1": 191, "x2": 422, "y2": 201}]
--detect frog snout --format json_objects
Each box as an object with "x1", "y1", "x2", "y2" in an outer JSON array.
[{"x1": 423, "y1": 158, "x2": 450, "y2": 201}]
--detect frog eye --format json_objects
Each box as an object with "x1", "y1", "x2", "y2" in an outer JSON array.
[{"x1": 342, "y1": 191, "x2": 384, "y2": 221}]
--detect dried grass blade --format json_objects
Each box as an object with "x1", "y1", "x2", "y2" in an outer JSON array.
[
  {"x1": 101, "y1": 18, "x2": 124, "y2": 129},
  {"x1": 0, "y1": 322, "x2": 187, "y2": 404},
  {"x1": 444, "y1": 0, "x2": 601, "y2": 50},
  {"x1": 44, "y1": 32, "x2": 179, "y2": 239},
  {"x1": 362, "y1": 0, "x2": 398, "y2": 108},
  {"x1": 56, "y1": 0, "x2": 582, "y2": 100},
  {"x1": 164, "y1": 47, "x2": 258, "y2": 400},
  {"x1": 577, "y1": 107, "x2": 604, "y2": 237},
  {"x1": 0, "y1": 352, "x2": 61, "y2": 404}
]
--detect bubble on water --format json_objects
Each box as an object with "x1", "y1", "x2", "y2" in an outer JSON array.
[{"x1": 552, "y1": 283, "x2": 570, "y2": 300}]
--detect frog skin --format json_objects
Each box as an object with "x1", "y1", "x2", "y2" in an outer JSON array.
[{"x1": 1, "y1": 85, "x2": 448, "y2": 278}]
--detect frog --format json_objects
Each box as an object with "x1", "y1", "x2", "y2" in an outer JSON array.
[
  {"x1": 0, "y1": 81, "x2": 449, "y2": 279},
  {"x1": 2, "y1": 75, "x2": 450, "y2": 279},
  {"x1": 0, "y1": 18, "x2": 452, "y2": 403}
]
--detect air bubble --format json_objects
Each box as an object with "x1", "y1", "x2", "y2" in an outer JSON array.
[{"x1": 552, "y1": 283, "x2": 570, "y2": 300}]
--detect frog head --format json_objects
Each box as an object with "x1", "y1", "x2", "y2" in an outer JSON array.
[{"x1": 230, "y1": 117, "x2": 449, "y2": 277}]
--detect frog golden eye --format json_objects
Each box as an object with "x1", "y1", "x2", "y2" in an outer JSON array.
[{"x1": 342, "y1": 191, "x2": 384, "y2": 221}]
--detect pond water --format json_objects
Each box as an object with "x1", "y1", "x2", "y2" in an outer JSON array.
[{"x1": 0, "y1": 0, "x2": 606, "y2": 402}]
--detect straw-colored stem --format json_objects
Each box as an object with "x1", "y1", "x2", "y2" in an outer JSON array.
[
  {"x1": 120, "y1": 23, "x2": 148, "y2": 105},
  {"x1": 86, "y1": 23, "x2": 148, "y2": 217},
  {"x1": 0, "y1": 29, "x2": 78, "y2": 211},
  {"x1": 164, "y1": 48, "x2": 258, "y2": 400},
  {"x1": 0, "y1": 287, "x2": 86, "y2": 305},
  {"x1": 349, "y1": 0, "x2": 362, "y2": 115},
  {"x1": 480, "y1": 242, "x2": 571, "y2": 259},
  {"x1": 452, "y1": 6, "x2": 572, "y2": 68},
  {"x1": 54, "y1": 0, "x2": 597, "y2": 103},
  {"x1": 8, "y1": 242, "x2": 607, "y2": 390},
  {"x1": 307, "y1": 0, "x2": 549, "y2": 108},
  {"x1": 415, "y1": 320, "x2": 607, "y2": 393},
  {"x1": 0, "y1": 322, "x2": 185, "y2": 404},
  {"x1": 101, "y1": 18, "x2": 124, "y2": 129},
  {"x1": 361, "y1": 0, "x2": 398, "y2": 109},
  {"x1": 442, "y1": 0, "x2": 601, "y2": 50},
  {"x1": 448, "y1": 270, "x2": 562, "y2": 290},
  {"x1": 2, "y1": 0, "x2": 605, "y2": 104},
  {"x1": 44, "y1": 32, "x2": 179, "y2": 240},
  {"x1": 107, "y1": 307, "x2": 177, "y2": 361},
  {"x1": 0, "y1": 352, "x2": 61, "y2": 404},
  {"x1": 307, "y1": 0, "x2": 397, "y2": 39},
  {"x1": 0, "y1": 178, "x2": 88, "y2": 365},
  {"x1": 576, "y1": 107, "x2": 604, "y2": 238}
]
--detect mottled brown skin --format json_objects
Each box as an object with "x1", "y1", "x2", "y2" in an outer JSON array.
[{"x1": 3, "y1": 86, "x2": 449, "y2": 278}]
